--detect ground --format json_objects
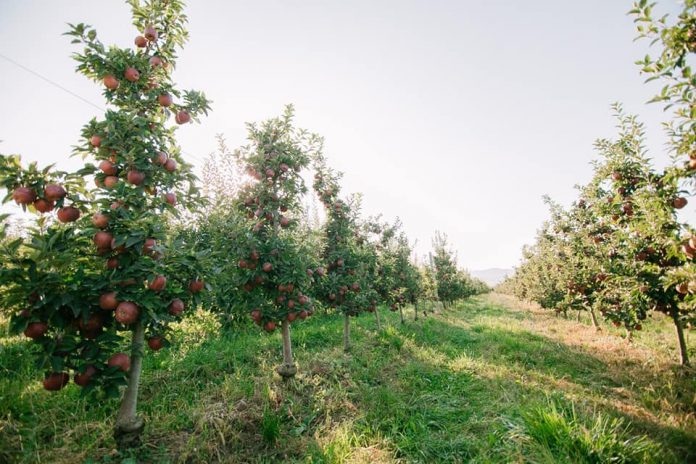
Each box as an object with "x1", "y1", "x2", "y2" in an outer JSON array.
[{"x1": 0, "y1": 294, "x2": 694, "y2": 463}]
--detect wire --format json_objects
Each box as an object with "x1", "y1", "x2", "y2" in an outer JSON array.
[
  {"x1": 0, "y1": 53, "x2": 105, "y2": 111},
  {"x1": 0, "y1": 52, "x2": 207, "y2": 165}
]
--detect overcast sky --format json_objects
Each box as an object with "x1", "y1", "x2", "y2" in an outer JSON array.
[{"x1": 0, "y1": 0, "x2": 687, "y2": 270}]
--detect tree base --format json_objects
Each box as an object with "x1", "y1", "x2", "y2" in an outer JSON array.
[
  {"x1": 276, "y1": 363, "x2": 297, "y2": 379},
  {"x1": 114, "y1": 416, "x2": 145, "y2": 450}
]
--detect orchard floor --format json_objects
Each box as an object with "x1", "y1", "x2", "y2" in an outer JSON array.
[{"x1": 1, "y1": 294, "x2": 695, "y2": 463}]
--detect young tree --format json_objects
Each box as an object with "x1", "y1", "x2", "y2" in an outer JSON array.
[
  {"x1": 432, "y1": 231, "x2": 463, "y2": 308},
  {"x1": 0, "y1": 0, "x2": 210, "y2": 448},
  {"x1": 234, "y1": 106, "x2": 320, "y2": 378},
  {"x1": 313, "y1": 155, "x2": 375, "y2": 350}
]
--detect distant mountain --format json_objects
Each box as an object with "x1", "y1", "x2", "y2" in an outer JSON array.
[{"x1": 470, "y1": 268, "x2": 513, "y2": 286}]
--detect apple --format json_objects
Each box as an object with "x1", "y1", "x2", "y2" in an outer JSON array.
[
  {"x1": 298, "y1": 295, "x2": 309, "y2": 305},
  {"x1": 164, "y1": 158, "x2": 177, "y2": 172},
  {"x1": 99, "y1": 160, "x2": 118, "y2": 175},
  {"x1": 189, "y1": 279, "x2": 204, "y2": 293},
  {"x1": 126, "y1": 170, "x2": 145, "y2": 186},
  {"x1": 164, "y1": 192, "x2": 177, "y2": 206},
  {"x1": 78, "y1": 314, "x2": 103, "y2": 332},
  {"x1": 144, "y1": 25, "x2": 158, "y2": 41},
  {"x1": 158, "y1": 93, "x2": 173, "y2": 107},
  {"x1": 287, "y1": 312, "x2": 297, "y2": 322},
  {"x1": 33, "y1": 198, "x2": 54, "y2": 213},
  {"x1": 124, "y1": 67, "x2": 140, "y2": 82},
  {"x1": 103, "y1": 75, "x2": 120, "y2": 90},
  {"x1": 115, "y1": 302, "x2": 139, "y2": 325},
  {"x1": 287, "y1": 300, "x2": 295, "y2": 310},
  {"x1": 147, "y1": 336, "x2": 164, "y2": 351},
  {"x1": 143, "y1": 238, "x2": 156, "y2": 255},
  {"x1": 262, "y1": 262, "x2": 273, "y2": 272},
  {"x1": 12, "y1": 187, "x2": 36, "y2": 205},
  {"x1": 175, "y1": 111, "x2": 190, "y2": 124},
  {"x1": 57, "y1": 206, "x2": 80, "y2": 223},
  {"x1": 673, "y1": 197, "x2": 688, "y2": 209},
  {"x1": 90, "y1": 135, "x2": 102, "y2": 148},
  {"x1": 299, "y1": 310, "x2": 308, "y2": 320},
  {"x1": 24, "y1": 322, "x2": 48, "y2": 339},
  {"x1": 149, "y1": 56, "x2": 163, "y2": 67},
  {"x1": 106, "y1": 257, "x2": 119, "y2": 270},
  {"x1": 134, "y1": 35, "x2": 148, "y2": 47},
  {"x1": 265, "y1": 168, "x2": 275, "y2": 178},
  {"x1": 93, "y1": 231, "x2": 113, "y2": 249},
  {"x1": 612, "y1": 171, "x2": 622, "y2": 181},
  {"x1": 43, "y1": 372, "x2": 70, "y2": 391},
  {"x1": 103, "y1": 176, "x2": 119, "y2": 189},
  {"x1": 74, "y1": 365, "x2": 97, "y2": 387},
  {"x1": 280, "y1": 216, "x2": 290, "y2": 228},
  {"x1": 264, "y1": 321, "x2": 276, "y2": 332},
  {"x1": 169, "y1": 298, "x2": 185, "y2": 316},
  {"x1": 279, "y1": 163, "x2": 289, "y2": 173},
  {"x1": 251, "y1": 309, "x2": 262, "y2": 322},
  {"x1": 154, "y1": 151, "x2": 168, "y2": 165},
  {"x1": 92, "y1": 213, "x2": 109, "y2": 229},
  {"x1": 149, "y1": 275, "x2": 167, "y2": 292},
  {"x1": 108, "y1": 353, "x2": 131, "y2": 372},
  {"x1": 44, "y1": 184, "x2": 66, "y2": 201}
]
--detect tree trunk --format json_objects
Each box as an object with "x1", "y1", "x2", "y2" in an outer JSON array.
[
  {"x1": 671, "y1": 307, "x2": 690, "y2": 366},
  {"x1": 114, "y1": 322, "x2": 146, "y2": 450},
  {"x1": 576, "y1": 310, "x2": 581, "y2": 322},
  {"x1": 625, "y1": 328, "x2": 633, "y2": 344},
  {"x1": 276, "y1": 320, "x2": 297, "y2": 379},
  {"x1": 414, "y1": 300, "x2": 419, "y2": 321},
  {"x1": 374, "y1": 307, "x2": 382, "y2": 331},
  {"x1": 343, "y1": 313, "x2": 350, "y2": 352},
  {"x1": 399, "y1": 306, "x2": 405, "y2": 324},
  {"x1": 589, "y1": 308, "x2": 601, "y2": 331}
]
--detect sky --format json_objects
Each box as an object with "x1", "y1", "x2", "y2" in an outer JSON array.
[{"x1": 0, "y1": 0, "x2": 688, "y2": 271}]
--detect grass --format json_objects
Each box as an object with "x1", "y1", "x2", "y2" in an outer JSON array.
[{"x1": 0, "y1": 293, "x2": 694, "y2": 463}]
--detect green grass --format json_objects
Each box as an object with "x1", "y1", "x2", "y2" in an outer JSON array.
[{"x1": 0, "y1": 294, "x2": 694, "y2": 463}]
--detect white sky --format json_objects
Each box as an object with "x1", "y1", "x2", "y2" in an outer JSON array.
[{"x1": 0, "y1": 0, "x2": 689, "y2": 270}]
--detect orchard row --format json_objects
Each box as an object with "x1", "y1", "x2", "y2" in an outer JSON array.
[
  {"x1": 498, "y1": 1, "x2": 696, "y2": 367},
  {"x1": 0, "y1": 0, "x2": 487, "y2": 450}
]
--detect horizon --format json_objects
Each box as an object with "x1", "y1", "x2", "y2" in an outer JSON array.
[{"x1": 0, "y1": 0, "x2": 690, "y2": 270}]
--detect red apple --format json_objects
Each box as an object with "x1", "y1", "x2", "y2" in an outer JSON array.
[
  {"x1": 264, "y1": 321, "x2": 276, "y2": 332},
  {"x1": 33, "y1": 198, "x2": 54, "y2": 213},
  {"x1": 124, "y1": 67, "x2": 140, "y2": 82},
  {"x1": 24, "y1": 322, "x2": 48, "y2": 339},
  {"x1": 108, "y1": 353, "x2": 131, "y2": 372},
  {"x1": 43, "y1": 184, "x2": 66, "y2": 201},
  {"x1": 164, "y1": 192, "x2": 177, "y2": 206},
  {"x1": 164, "y1": 158, "x2": 177, "y2": 172},
  {"x1": 157, "y1": 93, "x2": 172, "y2": 107},
  {"x1": 57, "y1": 206, "x2": 80, "y2": 223},
  {"x1": 74, "y1": 365, "x2": 97, "y2": 387},
  {"x1": 90, "y1": 135, "x2": 102, "y2": 148},
  {"x1": 154, "y1": 151, "x2": 168, "y2": 165},
  {"x1": 149, "y1": 275, "x2": 167, "y2": 292},
  {"x1": 262, "y1": 262, "x2": 273, "y2": 272},
  {"x1": 103, "y1": 176, "x2": 119, "y2": 189},
  {"x1": 149, "y1": 56, "x2": 163, "y2": 67},
  {"x1": 175, "y1": 110, "x2": 190, "y2": 124},
  {"x1": 147, "y1": 336, "x2": 164, "y2": 351},
  {"x1": 189, "y1": 279, "x2": 204, "y2": 293},
  {"x1": 134, "y1": 35, "x2": 148, "y2": 47},
  {"x1": 126, "y1": 170, "x2": 145, "y2": 186},
  {"x1": 169, "y1": 298, "x2": 185, "y2": 316},
  {"x1": 93, "y1": 231, "x2": 113, "y2": 249},
  {"x1": 144, "y1": 25, "x2": 158, "y2": 41},
  {"x1": 115, "y1": 302, "x2": 139, "y2": 325},
  {"x1": 106, "y1": 257, "x2": 119, "y2": 269},
  {"x1": 43, "y1": 372, "x2": 69, "y2": 391},
  {"x1": 92, "y1": 212, "x2": 109, "y2": 229},
  {"x1": 12, "y1": 187, "x2": 36, "y2": 205},
  {"x1": 103, "y1": 75, "x2": 120, "y2": 90},
  {"x1": 673, "y1": 197, "x2": 688, "y2": 209}
]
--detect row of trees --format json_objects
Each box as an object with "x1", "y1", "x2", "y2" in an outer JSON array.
[
  {"x1": 499, "y1": 0, "x2": 696, "y2": 367},
  {"x1": 0, "y1": 0, "x2": 488, "y2": 450}
]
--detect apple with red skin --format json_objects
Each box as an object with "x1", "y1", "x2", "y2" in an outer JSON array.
[
  {"x1": 287, "y1": 312, "x2": 297, "y2": 322},
  {"x1": 90, "y1": 135, "x2": 102, "y2": 148},
  {"x1": 12, "y1": 187, "x2": 36, "y2": 205},
  {"x1": 106, "y1": 257, "x2": 119, "y2": 269},
  {"x1": 115, "y1": 302, "x2": 139, "y2": 325},
  {"x1": 93, "y1": 231, "x2": 113, "y2": 250},
  {"x1": 147, "y1": 336, "x2": 164, "y2": 351},
  {"x1": 175, "y1": 111, "x2": 190, "y2": 124},
  {"x1": 251, "y1": 309, "x2": 262, "y2": 322},
  {"x1": 164, "y1": 158, "x2": 177, "y2": 172},
  {"x1": 154, "y1": 151, "x2": 168, "y2": 165},
  {"x1": 127, "y1": 170, "x2": 145, "y2": 185},
  {"x1": 612, "y1": 171, "x2": 622, "y2": 181},
  {"x1": 134, "y1": 35, "x2": 147, "y2": 47},
  {"x1": 124, "y1": 67, "x2": 140, "y2": 82},
  {"x1": 158, "y1": 93, "x2": 173, "y2": 107},
  {"x1": 189, "y1": 279, "x2": 204, "y2": 293},
  {"x1": 673, "y1": 197, "x2": 688, "y2": 209},
  {"x1": 74, "y1": 365, "x2": 97, "y2": 387},
  {"x1": 144, "y1": 25, "x2": 158, "y2": 41},
  {"x1": 287, "y1": 300, "x2": 295, "y2": 310},
  {"x1": 316, "y1": 267, "x2": 326, "y2": 277},
  {"x1": 149, "y1": 56, "x2": 163, "y2": 67},
  {"x1": 57, "y1": 206, "x2": 80, "y2": 223},
  {"x1": 33, "y1": 198, "x2": 54, "y2": 213},
  {"x1": 280, "y1": 216, "x2": 290, "y2": 228},
  {"x1": 143, "y1": 238, "x2": 157, "y2": 255},
  {"x1": 104, "y1": 176, "x2": 119, "y2": 189},
  {"x1": 299, "y1": 310, "x2": 308, "y2": 320},
  {"x1": 24, "y1": 322, "x2": 48, "y2": 339},
  {"x1": 265, "y1": 168, "x2": 275, "y2": 178},
  {"x1": 78, "y1": 314, "x2": 103, "y2": 332},
  {"x1": 164, "y1": 192, "x2": 177, "y2": 206},
  {"x1": 44, "y1": 184, "x2": 66, "y2": 201},
  {"x1": 262, "y1": 262, "x2": 273, "y2": 272},
  {"x1": 149, "y1": 275, "x2": 167, "y2": 292},
  {"x1": 264, "y1": 321, "x2": 276, "y2": 332},
  {"x1": 169, "y1": 298, "x2": 185, "y2": 316},
  {"x1": 104, "y1": 75, "x2": 120, "y2": 90},
  {"x1": 43, "y1": 372, "x2": 70, "y2": 391},
  {"x1": 92, "y1": 213, "x2": 109, "y2": 229},
  {"x1": 108, "y1": 353, "x2": 131, "y2": 372},
  {"x1": 298, "y1": 295, "x2": 309, "y2": 305},
  {"x1": 99, "y1": 160, "x2": 118, "y2": 175}
]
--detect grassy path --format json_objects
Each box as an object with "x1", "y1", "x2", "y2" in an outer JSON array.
[{"x1": 1, "y1": 294, "x2": 694, "y2": 463}]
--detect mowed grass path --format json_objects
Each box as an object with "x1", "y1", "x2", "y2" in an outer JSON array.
[{"x1": 1, "y1": 294, "x2": 694, "y2": 463}]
